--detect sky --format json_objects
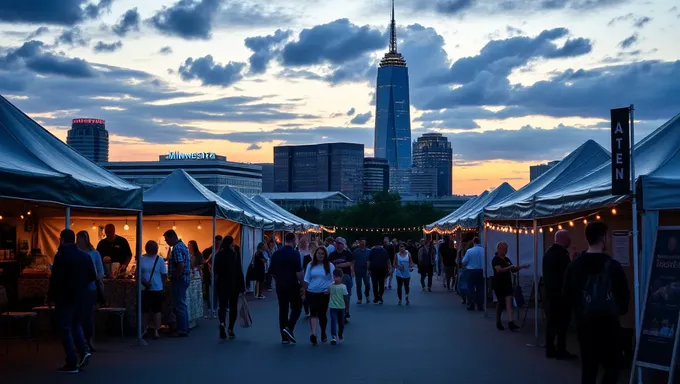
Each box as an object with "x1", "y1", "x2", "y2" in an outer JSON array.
[{"x1": 1, "y1": 0, "x2": 679, "y2": 195}]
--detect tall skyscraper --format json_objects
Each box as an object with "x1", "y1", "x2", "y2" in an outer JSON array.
[
  {"x1": 374, "y1": 0, "x2": 411, "y2": 193},
  {"x1": 66, "y1": 118, "x2": 109, "y2": 163},
  {"x1": 412, "y1": 133, "x2": 453, "y2": 196},
  {"x1": 363, "y1": 157, "x2": 390, "y2": 197},
  {"x1": 529, "y1": 160, "x2": 559, "y2": 181},
  {"x1": 273, "y1": 143, "x2": 364, "y2": 201}
]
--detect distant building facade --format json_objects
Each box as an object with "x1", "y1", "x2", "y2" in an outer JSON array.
[
  {"x1": 273, "y1": 143, "x2": 364, "y2": 201},
  {"x1": 401, "y1": 194, "x2": 474, "y2": 212},
  {"x1": 412, "y1": 133, "x2": 453, "y2": 196},
  {"x1": 66, "y1": 118, "x2": 109, "y2": 163},
  {"x1": 374, "y1": 2, "x2": 411, "y2": 193},
  {"x1": 102, "y1": 153, "x2": 262, "y2": 195},
  {"x1": 256, "y1": 163, "x2": 275, "y2": 192},
  {"x1": 529, "y1": 160, "x2": 559, "y2": 181},
  {"x1": 409, "y1": 168, "x2": 438, "y2": 197},
  {"x1": 363, "y1": 157, "x2": 390, "y2": 197},
  {"x1": 261, "y1": 192, "x2": 353, "y2": 211}
]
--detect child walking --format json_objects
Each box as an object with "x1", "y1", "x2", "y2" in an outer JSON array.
[{"x1": 329, "y1": 269, "x2": 349, "y2": 345}]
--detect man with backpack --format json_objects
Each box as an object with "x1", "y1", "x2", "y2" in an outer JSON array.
[{"x1": 562, "y1": 222, "x2": 630, "y2": 384}]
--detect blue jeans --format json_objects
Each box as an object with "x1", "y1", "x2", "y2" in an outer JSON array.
[
  {"x1": 465, "y1": 269, "x2": 484, "y2": 309},
  {"x1": 342, "y1": 274, "x2": 353, "y2": 317},
  {"x1": 329, "y1": 308, "x2": 345, "y2": 338},
  {"x1": 355, "y1": 273, "x2": 370, "y2": 301},
  {"x1": 171, "y1": 279, "x2": 190, "y2": 334},
  {"x1": 56, "y1": 301, "x2": 89, "y2": 367}
]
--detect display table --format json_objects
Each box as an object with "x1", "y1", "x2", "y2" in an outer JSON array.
[{"x1": 17, "y1": 276, "x2": 204, "y2": 333}]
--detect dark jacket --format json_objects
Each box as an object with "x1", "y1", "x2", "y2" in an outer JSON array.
[
  {"x1": 214, "y1": 248, "x2": 246, "y2": 295},
  {"x1": 48, "y1": 244, "x2": 96, "y2": 305},
  {"x1": 418, "y1": 245, "x2": 436, "y2": 268},
  {"x1": 542, "y1": 244, "x2": 571, "y2": 301}
]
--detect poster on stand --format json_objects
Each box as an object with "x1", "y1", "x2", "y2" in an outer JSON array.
[
  {"x1": 612, "y1": 230, "x2": 630, "y2": 266},
  {"x1": 635, "y1": 227, "x2": 680, "y2": 370}
]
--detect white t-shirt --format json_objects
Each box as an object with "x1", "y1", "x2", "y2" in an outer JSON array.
[
  {"x1": 139, "y1": 254, "x2": 167, "y2": 291},
  {"x1": 304, "y1": 263, "x2": 335, "y2": 293}
]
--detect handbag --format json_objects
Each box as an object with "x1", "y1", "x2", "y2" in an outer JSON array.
[{"x1": 238, "y1": 294, "x2": 253, "y2": 328}]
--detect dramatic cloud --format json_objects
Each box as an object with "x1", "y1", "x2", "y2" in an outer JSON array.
[
  {"x1": 420, "y1": 0, "x2": 627, "y2": 15},
  {"x1": 618, "y1": 34, "x2": 638, "y2": 49},
  {"x1": 94, "y1": 41, "x2": 123, "y2": 53},
  {"x1": 148, "y1": 0, "x2": 222, "y2": 40},
  {"x1": 56, "y1": 27, "x2": 89, "y2": 47},
  {"x1": 0, "y1": 40, "x2": 95, "y2": 78},
  {"x1": 0, "y1": 0, "x2": 94, "y2": 25},
  {"x1": 27, "y1": 27, "x2": 50, "y2": 40},
  {"x1": 218, "y1": 1, "x2": 294, "y2": 27},
  {"x1": 159, "y1": 46, "x2": 173, "y2": 55},
  {"x1": 347, "y1": 108, "x2": 356, "y2": 116},
  {"x1": 350, "y1": 111, "x2": 372, "y2": 125},
  {"x1": 244, "y1": 29, "x2": 292, "y2": 74},
  {"x1": 178, "y1": 55, "x2": 246, "y2": 86},
  {"x1": 84, "y1": 0, "x2": 113, "y2": 19},
  {"x1": 608, "y1": 13, "x2": 652, "y2": 28},
  {"x1": 281, "y1": 19, "x2": 386, "y2": 66},
  {"x1": 112, "y1": 8, "x2": 141, "y2": 37}
]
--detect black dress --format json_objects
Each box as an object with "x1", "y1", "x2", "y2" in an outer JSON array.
[
  {"x1": 252, "y1": 251, "x2": 266, "y2": 282},
  {"x1": 492, "y1": 255, "x2": 514, "y2": 298}
]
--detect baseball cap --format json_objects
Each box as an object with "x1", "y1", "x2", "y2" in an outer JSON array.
[{"x1": 335, "y1": 237, "x2": 347, "y2": 246}]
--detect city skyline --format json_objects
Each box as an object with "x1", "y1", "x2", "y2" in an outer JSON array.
[{"x1": 0, "y1": 0, "x2": 678, "y2": 195}]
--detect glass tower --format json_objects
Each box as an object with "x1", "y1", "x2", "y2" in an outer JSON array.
[{"x1": 374, "y1": 0, "x2": 411, "y2": 194}]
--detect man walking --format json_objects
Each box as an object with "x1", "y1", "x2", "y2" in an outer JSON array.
[
  {"x1": 563, "y1": 222, "x2": 630, "y2": 384},
  {"x1": 352, "y1": 238, "x2": 371, "y2": 304},
  {"x1": 48, "y1": 229, "x2": 96, "y2": 373},
  {"x1": 329, "y1": 237, "x2": 354, "y2": 321},
  {"x1": 418, "y1": 238, "x2": 435, "y2": 292},
  {"x1": 462, "y1": 237, "x2": 485, "y2": 311},
  {"x1": 543, "y1": 230, "x2": 576, "y2": 359},
  {"x1": 441, "y1": 237, "x2": 457, "y2": 292},
  {"x1": 164, "y1": 229, "x2": 191, "y2": 337},
  {"x1": 368, "y1": 243, "x2": 391, "y2": 304},
  {"x1": 269, "y1": 232, "x2": 304, "y2": 344}
]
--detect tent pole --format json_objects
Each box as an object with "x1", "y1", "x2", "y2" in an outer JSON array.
[
  {"x1": 515, "y1": 221, "x2": 520, "y2": 322},
  {"x1": 483, "y1": 222, "x2": 489, "y2": 318},
  {"x1": 533, "y1": 219, "x2": 539, "y2": 342},
  {"x1": 211, "y1": 215, "x2": 217, "y2": 315},
  {"x1": 65, "y1": 207, "x2": 71, "y2": 230},
  {"x1": 630, "y1": 104, "x2": 641, "y2": 341},
  {"x1": 135, "y1": 211, "x2": 146, "y2": 346}
]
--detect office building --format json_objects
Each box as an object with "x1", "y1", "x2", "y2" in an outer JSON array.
[
  {"x1": 256, "y1": 163, "x2": 275, "y2": 192},
  {"x1": 66, "y1": 118, "x2": 109, "y2": 163},
  {"x1": 401, "y1": 194, "x2": 474, "y2": 211},
  {"x1": 529, "y1": 160, "x2": 559, "y2": 181},
  {"x1": 412, "y1": 133, "x2": 453, "y2": 196},
  {"x1": 363, "y1": 157, "x2": 389, "y2": 196},
  {"x1": 273, "y1": 143, "x2": 364, "y2": 201},
  {"x1": 261, "y1": 192, "x2": 352, "y2": 211},
  {"x1": 409, "y1": 168, "x2": 438, "y2": 197},
  {"x1": 374, "y1": 1, "x2": 411, "y2": 192},
  {"x1": 102, "y1": 152, "x2": 262, "y2": 195}
]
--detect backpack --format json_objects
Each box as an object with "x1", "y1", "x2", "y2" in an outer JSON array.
[{"x1": 581, "y1": 260, "x2": 619, "y2": 321}]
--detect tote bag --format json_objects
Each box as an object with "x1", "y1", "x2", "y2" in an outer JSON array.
[{"x1": 238, "y1": 294, "x2": 253, "y2": 328}]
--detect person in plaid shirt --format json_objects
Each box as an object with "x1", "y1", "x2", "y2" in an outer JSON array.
[{"x1": 164, "y1": 229, "x2": 191, "y2": 337}]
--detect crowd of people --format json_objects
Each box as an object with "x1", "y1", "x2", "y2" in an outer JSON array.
[{"x1": 47, "y1": 221, "x2": 632, "y2": 383}]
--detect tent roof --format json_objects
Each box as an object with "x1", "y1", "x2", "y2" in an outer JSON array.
[
  {"x1": 0, "y1": 95, "x2": 142, "y2": 210},
  {"x1": 427, "y1": 191, "x2": 487, "y2": 229},
  {"x1": 251, "y1": 195, "x2": 320, "y2": 229},
  {"x1": 485, "y1": 140, "x2": 610, "y2": 220},
  {"x1": 143, "y1": 169, "x2": 266, "y2": 226},
  {"x1": 219, "y1": 187, "x2": 294, "y2": 230},
  {"x1": 534, "y1": 113, "x2": 680, "y2": 217},
  {"x1": 430, "y1": 183, "x2": 515, "y2": 229},
  {"x1": 260, "y1": 192, "x2": 351, "y2": 201},
  {"x1": 639, "y1": 113, "x2": 680, "y2": 210}
]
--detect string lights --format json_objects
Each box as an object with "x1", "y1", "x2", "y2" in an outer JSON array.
[{"x1": 483, "y1": 206, "x2": 620, "y2": 234}]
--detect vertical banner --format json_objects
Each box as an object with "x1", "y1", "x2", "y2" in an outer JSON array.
[
  {"x1": 611, "y1": 107, "x2": 631, "y2": 195},
  {"x1": 635, "y1": 227, "x2": 680, "y2": 370}
]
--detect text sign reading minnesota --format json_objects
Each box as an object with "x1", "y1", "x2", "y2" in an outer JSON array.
[
  {"x1": 166, "y1": 151, "x2": 216, "y2": 160},
  {"x1": 610, "y1": 107, "x2": 631, "y2": 195}
]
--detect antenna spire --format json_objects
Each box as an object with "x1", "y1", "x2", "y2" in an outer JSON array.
[{"x1": 389, "y1": 0, "x2": 397, "y2": 54}]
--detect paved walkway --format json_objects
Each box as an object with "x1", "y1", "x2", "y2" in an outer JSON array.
[{"x1": 1, "y1": 274, "x2": 582, "y2": 384}]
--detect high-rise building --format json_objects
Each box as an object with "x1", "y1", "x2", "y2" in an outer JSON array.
[
  {"x1": 374, "y1": 0, "x2": 411, "y2": 193},
  {"x1": 66, "y1": 118, "x2": 109, "y2": 163},
  {"x1": 409, "y1": 168, "x2": 438, "y2": 197},
  {"x1": 363, "y1": 157, "x2": 389, "y2": 197},
  {"x1": 412, "y1": 133, "x2": 453, "y2": 196},
  {"x1": 256, "y1": 163, "x2": 274, "y2": 192},
  {"x1": 273, "y1": 143, "x2": 364, "y2": 201},
  {"x1": 529, "y1": 160, "x2": 559, "y2": 181}
]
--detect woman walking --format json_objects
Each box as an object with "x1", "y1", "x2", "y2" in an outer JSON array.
[
  {"x1": 76, "y1": 231, "x2": 104, "y2": 351},
  {"x1": 139, "y1": 241, "x2": 167, "y2": 339},
  {"x1": 492, "y1": 241, "x2": 529, "y2": 331},
  {"x1": 302, "y1": 241, "x2": 318, "y2": 317},
  {"x1": 252, "y1": 243, "x2": 267, "y2": 299},
  {"x1": 393, "y1": 242, "x2": 413, "y2": 306},
  {"x1": 303, "y1": 246, "x2": 335, "y2": 345},
  {"x1": 214, "y1": 236, "x2": 246, "y2": 340}
]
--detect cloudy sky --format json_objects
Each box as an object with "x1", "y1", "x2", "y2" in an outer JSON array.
[{"x1": 1, "y1": 0, "x2": 678, "y2": 195}]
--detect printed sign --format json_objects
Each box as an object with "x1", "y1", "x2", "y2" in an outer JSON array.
[
  {"x1": 610, "y1": 107, "x2": 631, "y2": 195},
  {"x1": 166, "y1": 151, "x2": 216, "y2": 160}
]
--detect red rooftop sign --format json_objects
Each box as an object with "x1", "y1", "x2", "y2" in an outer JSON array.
[{"x1": 72, "y1": 118, "x2": 105, "y2": 125}]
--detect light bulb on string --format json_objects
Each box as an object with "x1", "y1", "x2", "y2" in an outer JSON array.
[
  {"x1": 92, "y1": 222, "x2": 97, "y2": 230},
  {"x1": 20, "y1": 215, "x2": 24, "y2": 219},
  {"x1": 0, "y1": 215, "x2": 3, "y2": 220},
  {"x1": 157, "y1": 221, "x2": 161, "y2": 230},
  {"x1": 172, "y1": 221, "x2": 177, "y2": 230},
  {"x1": 197, "y1": 221, "x2": 202, "y2": 230},
  {"x1": 583, "y1": 219, "x2": 588, "y2": 225},
  {"x1": 123, "y1": 219, "x2": 129, "y2": 231},
  {"x1": 531, "y1": 229, "x2": 535, "y2": 234},
  {"x1": 27, "y1": 210, "x2": 31, "y2": 216},
  {"x1": 558, "y1": 224, "x2": 563, "y2": 230},
  {"x1": 611, "y1": 208, "x2": 617, "y2": 215},
  {"x1": 539, "y1": 228, "x2": 543, "y2": 233},
  {"x1": 596, "y1": 214, "x2": 601, "y2": 220},
  {"x1": 569, "y1": 221, "x2": 574, "y2": 227},
  {"x1": 549, "y1": 227, "x2": 554, "y2": 232}
]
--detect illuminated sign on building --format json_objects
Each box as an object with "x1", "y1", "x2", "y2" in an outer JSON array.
[
  {"x1": 72, "y1": 118, "x2": 106, "y2": 125},
  {"x1": 166, "y1": 151, "x2": 217, "y2": 160}
]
